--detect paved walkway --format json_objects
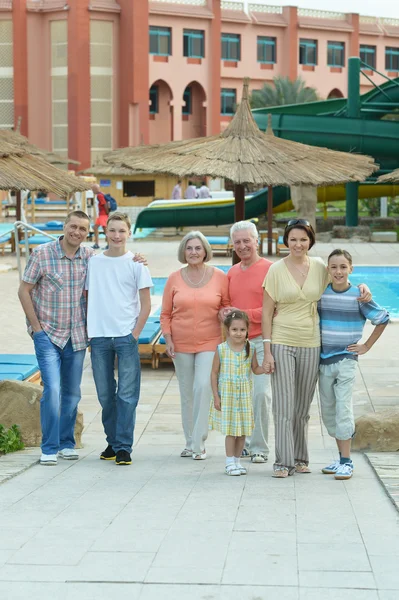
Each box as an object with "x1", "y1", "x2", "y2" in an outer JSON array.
[{"x1": 0, "y1": 240, "x2": 399, "y2": 599}]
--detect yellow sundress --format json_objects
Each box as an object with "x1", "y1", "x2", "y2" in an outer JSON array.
[{"x1": 209, "y1": 341, "x2": 254, "y2": 436}]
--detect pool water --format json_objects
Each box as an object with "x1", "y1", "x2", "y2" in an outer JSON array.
[{"x1": 151, "y1": 266, "x2": 399, "y2": 319}]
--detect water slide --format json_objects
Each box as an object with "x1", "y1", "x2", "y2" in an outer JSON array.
[{"x1": 134, "y1": 77, "x2": 399, "y2": 232}]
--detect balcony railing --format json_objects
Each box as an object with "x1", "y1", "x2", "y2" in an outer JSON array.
[{"x1": 298, "y1": 8, "x2": 346, "y2": 20}]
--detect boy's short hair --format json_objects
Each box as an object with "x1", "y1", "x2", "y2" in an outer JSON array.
[
  {"x1": 107, "y1": 211, "x2": 131, "y2": 230},
  {"x1": 328, "y1": 249, "x2": 353, "y2": 266},
  {"x1": 64, "y1": 210, "x2": 90, "y2": 226}
]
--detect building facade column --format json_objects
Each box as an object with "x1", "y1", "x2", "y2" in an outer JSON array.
[
  {"x1": 12, "y1": 0, "x2": 28, "y2": 136},
  {"x1": 349, "y1": 13, "x2": 360, "y2": 57},
  {"x1": 118, "y1": 0, "x2": 149, "y2": 147},
  {"x1": 282, "y1": 6, "x2": 298, "y2": 81},
  {"x1": 68, "y1": 0, "x2": 91, "y2": 169},
  {"x1": 171, "y1": 101, "x2": 183, "y2": 141},
  {"x1": 209, "y1": 0, "x2": 221, "y2": 135}
]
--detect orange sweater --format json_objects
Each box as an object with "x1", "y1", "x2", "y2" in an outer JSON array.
[
  {"x1": 160, "y1": 268, "x2": 230, "y2": 353},
  {"x1": 227, "y1": 258, "x2": 272, "y2": 339}
]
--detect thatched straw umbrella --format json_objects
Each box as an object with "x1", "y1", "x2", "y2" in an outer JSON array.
[
  {"x1": 78, "y1": 163, "x2": 140, "y2": 176},
  {"x1": 0, "y1": 130, "x2": 79, "y2": 166},
  {"x1": 377, "y1": 168, "x2": 399, "y2": 184},
  {"x1": 105, "y1": 78, "x2": 377, "y2": 258},
  {"x1": 0, "y1": 134, "x2": 90, "y2": 220}
]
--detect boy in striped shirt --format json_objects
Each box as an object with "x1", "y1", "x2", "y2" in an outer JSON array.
[{"x1": 318, "y1": 249, "x2": 389, "y2": 480}]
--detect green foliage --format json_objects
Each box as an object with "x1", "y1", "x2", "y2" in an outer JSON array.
[
  {"x1": 361, "y1": 198, "x2": 380, "y2": 217},
  {"x1": 250, "y1": 76, "x2": 319, "y2": 108},
  {"x1": 0, "y1": 424, "x2": 24, "y2": 454}
]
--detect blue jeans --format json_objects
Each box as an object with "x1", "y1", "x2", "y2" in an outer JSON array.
[
  {"x1": 33, "y1": 332, "x2": 86, "y2": 455},
  {"x1": 90, "y1": 334, "x2": 141, "y2": 453}
]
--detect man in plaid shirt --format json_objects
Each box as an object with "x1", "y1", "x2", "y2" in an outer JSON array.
[{"x1": 18, "y1": 211, "x2": 93, "y2": 466}]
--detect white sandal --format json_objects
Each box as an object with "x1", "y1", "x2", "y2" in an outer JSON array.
[
  {"x1": 180, "y1": 448, "x2": 193, "y2": 458},
  {"x1": 192, "y1": 450, "x2": 207, "y2": 460},
  {"x1": 225, "y1": 464, "x2": 241, "y2": 476}
]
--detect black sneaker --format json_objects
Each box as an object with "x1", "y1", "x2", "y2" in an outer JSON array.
[
  {"x1": 115, "y1": 450, "x2": 132, "y2": 465},
  {"x1": 100, "y1": 445, "x2": 116, "y2": 460}
]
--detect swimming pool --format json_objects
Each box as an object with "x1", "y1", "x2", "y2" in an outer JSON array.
[{"x1": 151, "y1": 266, "x2": 399, "y2": 319}]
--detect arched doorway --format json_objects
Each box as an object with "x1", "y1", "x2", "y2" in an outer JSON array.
[
  {"x1": 182, "y1": 81, "x2": 206, "y2": 139},
  {"x1": 149, "y1": 80, "x2": 173, "y2": 144},
  {"x1": 327, "y1": 88, "x2": 344, "y2": 99}
]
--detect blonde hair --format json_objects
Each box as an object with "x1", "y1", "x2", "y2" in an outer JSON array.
[
  {"x1": 107, "y1": 211, "x2": 131, "y2": 230},
  {"x1": 177, "y1": 231, "x2": 212, "y2": 263}
]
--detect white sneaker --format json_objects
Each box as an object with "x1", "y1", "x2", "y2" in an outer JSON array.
[
  {"x1": 58, "y1": 448, "x2": 79, "y2": 460},
  {"x1": 40, "y1": 453, "x2": 57, "y2": 466},
  {"x1": 334, "y1": 462, "x2": 354, "y2": 480}
]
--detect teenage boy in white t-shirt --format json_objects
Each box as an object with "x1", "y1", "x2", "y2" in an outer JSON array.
[{"x1": 86, "y1": 212, "x2": 153, "y2": 465}]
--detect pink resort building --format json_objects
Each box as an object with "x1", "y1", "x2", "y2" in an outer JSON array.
[{"x1": 1, "y1": 0, "x2": 399, "y2": 168}]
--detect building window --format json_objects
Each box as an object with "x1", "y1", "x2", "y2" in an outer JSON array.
[
  {"x1": 299, "y1": 39, "x2": 317, "y2": 66},
  {"x1": 183, "y1": 29, "x2": 204, "y2": 59},
  {"x1": 123, "y1": 180, "x2": 155, "y2": 197},
  {"x1": 51, "y1": 21, "x2": 68, "y2": 157},
  {"x1": 149, "y1": 86, "x2": 158, "y2": 114},
  {"x1": 0, "y1": 21, "x2": 14, "y2": 129},
  {"x1": 221, "y1": 88, "x2": 236, "y2": 116},
  {"x1": 257, "y1": 36, "x2": 276, "y2": 64},
  {"x1": 90, "y1": 20, "x2": 113, "y2": 164},
  {"x1": 360, "y1": 45, "x2": 376, "y2": 69},
  {"x1": 386, "y1": 46, "x2": 399, "y2": 71},
  {"x1": 327, "y1": 41, "x2": 345, "y2": 67},
  {"x1": 221, "y1": 33, "x2": 241, "y2": 62},
  {"x1": 182, "y1": 86, "x2": 192, "y2": 115},
  {"x1": 149, "y1": 26, "x2": 171, "y2": 56}
]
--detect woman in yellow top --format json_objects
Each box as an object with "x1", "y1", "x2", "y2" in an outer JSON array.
[{"x1": 261, "y1": 219, "x2": 370, "y2": 478}]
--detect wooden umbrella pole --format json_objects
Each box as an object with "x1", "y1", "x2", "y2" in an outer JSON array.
[
  {"x1": 16, "y1": 190, "x2": 21, "y2": 222},
  {"x1": 233, "y1": 184, "x2": 246, "y2": 265},
  {"x1": 267, "y1": 185, "x2": 273, "y2": 256}
]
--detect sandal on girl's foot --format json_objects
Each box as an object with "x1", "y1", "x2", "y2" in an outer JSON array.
[
  {"x1": 192, "y1": 450, "x2": 207, "y2": 460},
  {"x1": 225, "y1": 464, "x2": 241, "y2": 476},
  {"x1": 236, "y1": 464, "x2": 247, "y2": 475},
  {"x1": 295, "y1": 462, "x2": 311, "y2": 474},
  {"x1": 272, "y1": 466, "x2": 289, "y2": 478},
  {"x1": 180, "y1": 448, "x2": 193, "y2": 457}
]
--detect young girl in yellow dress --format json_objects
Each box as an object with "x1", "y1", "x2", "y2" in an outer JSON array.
[{"x1": 210, "y1": 310, "x2": 265, "y2": 476}]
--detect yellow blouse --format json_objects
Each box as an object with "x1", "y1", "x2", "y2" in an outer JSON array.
[{"x1": 263, "y1": 257, "x2": 329, "y2": 348}]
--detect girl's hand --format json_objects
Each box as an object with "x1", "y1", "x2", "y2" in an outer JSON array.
[
  {"x1": 347, "y1": 343, "x2": 369, "y2": 355},
  {"x1": 262, "y1": 352, "x2": 275, "y2": 374},
  {"x1": 358, "y1": 284, "x2": 371, "y2": 303},
  {"x1": 214, "y1": 397, "x2": 221, "y2": 411},
  {"x1": 165, "y1": 340, "x2": 175, "y2": 358}
]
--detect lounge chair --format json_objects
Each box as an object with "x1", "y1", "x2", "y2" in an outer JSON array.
[
  {"x1": 205, "y1": 236, "x2": 233, "y2": 257},
  {"x1": 0, "y1": 354, "x2": 41, "y2": 384},
  {"x1": 153, "y1": 334, "x2": 173, "y2": 369},
  {"x1": 138, "y1": 317, "x2": 161, "y2": 369},
  {"x1": 0, "y1": 233, "x2": 12, "y2": 255},
  {"x1": 276, "y1": 236, "x2": 289, "y2": 256}
]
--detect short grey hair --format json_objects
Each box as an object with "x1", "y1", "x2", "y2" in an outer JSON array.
[
  {"x1": 177, "y1": 231, "x2": 213, "y2": 264},
  {"x1": 230, "y1": 220, "x2": 258, "y2": 241}
]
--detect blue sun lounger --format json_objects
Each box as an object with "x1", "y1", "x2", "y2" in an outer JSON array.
[
  {"x1": 0, "y1": 354, "x2": 40, "y2": 383},
  {"x1": 139, "y1": 318, "x2": 161, "y2": 368},
  {"x1": 205, "y1": 236, "x2": 233, "y2": 256}
]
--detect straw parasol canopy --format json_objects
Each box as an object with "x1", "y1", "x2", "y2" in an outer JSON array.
[
  {"x1": 377, "y1": 168, "x2": 399, "y2": 184},
  {"x1": 0, "y1": 130, "x2": 79, "y2": 166},
  {"x1": 105, "y1": 79, "x2": 377, "y2": 187},
  {"x1": 0, "y1": 135, "x2": 90, "y2": 196},
  {"x1": 79, "y1": 163, "x2": 140, "y2": 176}
]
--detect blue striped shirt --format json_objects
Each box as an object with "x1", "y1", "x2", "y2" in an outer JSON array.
[{"x1": 318, "y1": 284, "x2": 389, "y2": 365}]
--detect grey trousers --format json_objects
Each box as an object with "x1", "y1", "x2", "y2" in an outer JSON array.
[
  {"x1": 245, "y1": 335, "x2": 272, "y2": 456},
  {"x1": 173, "y1": 351, "x2": 215, "y2": 454},
  {"x1": 271, "y1": 344, "x2": 320, "y2": 472}
]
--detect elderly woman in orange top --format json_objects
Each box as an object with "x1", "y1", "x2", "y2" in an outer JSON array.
[{"x1": 161, "y1": 231, "x2": 230, "y2": 460}]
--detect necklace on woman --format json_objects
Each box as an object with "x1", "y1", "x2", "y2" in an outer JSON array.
[
  {"x1": 287, "y1": 257, "x2": 309, "y2": 277},
  {"x1": 184, "y1": 265, "x2": 207, "y2": 286}
]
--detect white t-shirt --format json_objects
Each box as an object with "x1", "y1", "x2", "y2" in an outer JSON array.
[{"x1": 86, "y1": 251, "x2": 153, "y2": 338}]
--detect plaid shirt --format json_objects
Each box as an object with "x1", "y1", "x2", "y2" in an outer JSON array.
[{"x1": 23, "y1": 238, "x2": 93, "y2": 351}]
